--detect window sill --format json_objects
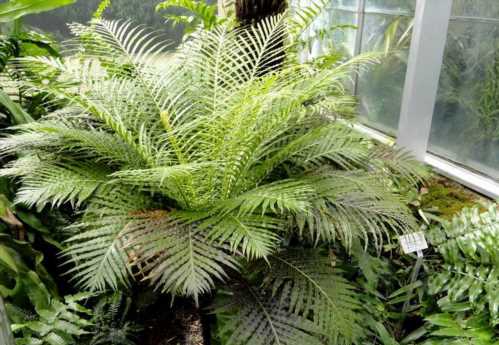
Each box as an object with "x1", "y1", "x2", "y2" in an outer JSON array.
[{"x1": 349, "y1": 122, "x2": 499, "y2": 199}]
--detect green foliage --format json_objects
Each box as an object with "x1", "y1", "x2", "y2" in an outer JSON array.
[
  {"x1": 428, "y1": 205, "x2": 499, "y2": 326},
  {"x1": 93, "y1": 0, "x2": 111, "y2": 19},
  {"x1": 475, "y1": 52, "x2": 499, "y2": 141},
  {"x1": 9, "y1": 293, "x2": 93, "y2": 345},
  {"x1": 0, "y1": 24, "x2": 62, "y2": 125},
  {"x1": 0, "y1": 8, "x2": 426, "y2": 345},
  {"x1": 156, "y1": 0, "x2": 222, "y2": 34},
  {"x1": 357, "y1": 15, "x2": 413, "y2": 131},
  {"x1": 25, "y1": 0, "x2": 185, "y2": 44},
  {"x1": 85, "y1": 292, "x2": 141, "y2": 345},
  {"x1": 216, "y1": 285, "x2": 325, "y2": 345},
  {"x1": 421, "y1": 313, "x2": 497, "y2": 345},
  {"x1": 1, "y1": 296, "x2": 15, "y2": 345},
  {"x1": 0, "y1": 0, "x2": 76, "y2": 23},
  {"x1": 0, "y1": 89, "x2": 33, "y2": 125},
  {"x1": 262, "y1": 250, "x2": 364, "y2": 343}
]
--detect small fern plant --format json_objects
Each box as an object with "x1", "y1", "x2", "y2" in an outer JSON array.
[
  {"x1": 9, "y1": 294, "x2": 93, "y2": 345},
  {"x1": 85, "y1": 292, "x2": 141, "y2": 345},
  {"x1": 0, "y1": 7, "x2": 424, "y2": 344},
  {"x1": 428, "y1": 204, "x2": 499, "y2": 326}
]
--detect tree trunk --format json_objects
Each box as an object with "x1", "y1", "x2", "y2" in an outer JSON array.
[
  {"x1": 138, "y1": 292, "x2": 209, "y2": 345},
  {"x1": 0, "y1": 297, "x2": 15, "y2": 345},
  {"x1": 235, "y1": 0, "x2": 288, "y2": 76},
  {"x1": 235, "y1": 0, "x2": 287, "y2": 25}
]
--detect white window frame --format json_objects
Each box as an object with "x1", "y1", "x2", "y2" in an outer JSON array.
[{"x1": 353, "y1": 0, "x2": 499, "y2": 199}]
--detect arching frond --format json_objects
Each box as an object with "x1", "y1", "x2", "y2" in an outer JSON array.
[
  {"x1": 14, "y1": 160, "x2": 110, "y2": 210},
  {"x1": 204, "y1": 213, "x2": 283, "y2": 259},
  {"x1": 288, "y1": 0, "x2": 330, "y2": 40},
  {"x1": 20, "y1": 121, "x2": 146, "y2": 168},
  {"x1": 217, "y1": 284, "x2": 324, "y2": 345},
  {"x1": 217, "y1": 179, "x2": 315, "y2": 216},
  {"x1": 264, "y1": 249, "x2": 365, "y2": 343},
  {"x1": 63, "y1": 187, "x2": 153, "y2": 291},
  {"x1": 123, "y1": 210, "x2": 239, "y2": 304},
  {"x1": 297, "y1": 172, "x2": 417, "y2": 248}
]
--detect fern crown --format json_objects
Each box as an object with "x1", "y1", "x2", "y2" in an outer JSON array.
[{"x1": 0, "y1": 11, "x2": 421, "y2": 303}]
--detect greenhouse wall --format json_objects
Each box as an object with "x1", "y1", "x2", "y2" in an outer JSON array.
[{"x1": 298, "y1": 0, "x2": 499, "y2": 197}]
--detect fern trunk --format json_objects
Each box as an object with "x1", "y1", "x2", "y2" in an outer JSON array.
[
  {"x1": 235, "y1": 0, "x2": 287, "y2": 25},
  {"x1": 235, "y1": 0, "x2": 287, "y2": 75},
  {"x1": 0, "y1": 297, "x2": 15, "y2": 345}
]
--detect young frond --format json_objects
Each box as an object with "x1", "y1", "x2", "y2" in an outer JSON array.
[
  {"x1": 110, "y1": 164, "x2": 208, "y2": 192},
  {"x1": 264, "y1": 249, "x2": 365, "y2": 343}
]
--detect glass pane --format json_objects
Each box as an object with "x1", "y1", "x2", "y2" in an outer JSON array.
[
  {"x1": 452, "y1": 0, "x2": 499, "y2": 19},
  {"x1": 429, "y1": 18, "x2": 499, "y2": 180},
  {"x1": 356, "y1": 7, "x2": 415, "y2": 135},
  {"x1": 24, "y1": 0, "x2": 197, "y2": 45},
  {"x1": 331, "y1": 0, "x2": 359, "y2": 10},
  {"x1": 365, "y1": 0, "x2": 416, "y2": 13},
  {"x1": 301, "y1": 4, "x2": 358, "y2": 60}
]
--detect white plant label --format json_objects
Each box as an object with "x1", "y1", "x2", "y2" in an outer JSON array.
[{"x1": 399, "y1": 232, "x2": 428, "y2": 255}]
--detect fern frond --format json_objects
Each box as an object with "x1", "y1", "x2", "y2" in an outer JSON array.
[
  {"x1": 218, "y1": 179, "x2": 315, "y2": 216},
  {"x1": 22, "y1": 121, "x2": 147, "y2": 168},
  {"x1": 204, "y1": 213, "x2": 283, "y2": 260},
  {"x1": 428, "y1": 205, "x2": 499, "y2": 325},
  {"x1": 369, "y1": 145, "x2": 428, "y2": 187},
  {"x1": 217, "y1": 284, "x2": 324, "y2": 345},
  {"x1": 298, "y1": 172, "x2": 416, "y2": 247},
  {"x1": 110, "y1": 164, "x2": 208, "y2": 190},
  {"x1": 123, "y1": 210, "x2": 239, "y2": 304},
  {"x1": 259, "y1": 123, "x2": 369, "y2": 176},
  {"x1": 64, "y1": 187, "x2": 153, "y2": 291},
  {"x1": 264, "y1": 249, "x2": 365, "y2": 343},
  {"x1": 15, "y1": 160, "x2": 110, "y2": 210},
  {"x1": 288, "y1": 0, "x2": 330, "y2": 40}
]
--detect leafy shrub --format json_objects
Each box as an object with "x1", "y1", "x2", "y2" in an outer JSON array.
[{"x1": 413, "y1": 205, "x2": 499, "y2": 345}]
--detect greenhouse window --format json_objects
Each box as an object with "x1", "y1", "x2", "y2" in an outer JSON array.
[{"x1": 303, "y1": 0, "x2": 499, "y2": 198}]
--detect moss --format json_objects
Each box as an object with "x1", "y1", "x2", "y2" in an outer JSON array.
[{"x1": 420, "y1": 177, "x2": 485, "y2": 220}]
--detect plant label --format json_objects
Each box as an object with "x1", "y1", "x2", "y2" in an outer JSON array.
[{"x1": 399, "y1": 232, "x2": 428, "y2": 255}]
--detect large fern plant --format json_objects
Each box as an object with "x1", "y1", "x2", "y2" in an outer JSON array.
[{"x1": 0, "y1": 8, "x2": 423, "y2": 344}]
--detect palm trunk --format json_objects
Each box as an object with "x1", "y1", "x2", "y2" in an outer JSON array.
[{"x1": 0, "y1": 297, "x2": 15, "y2": 345}]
